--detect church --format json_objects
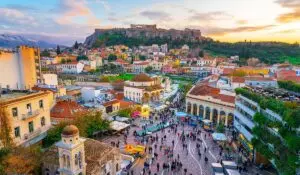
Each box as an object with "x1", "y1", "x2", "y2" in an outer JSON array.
[{"x1": 42, "y1": 125, "x2": 122, "y2": 175}]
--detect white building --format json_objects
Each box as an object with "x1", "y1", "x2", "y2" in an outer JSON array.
[
  {"x1": 133, "y1": 61, "x2": 150, "y2": 73},
  {"x1": 245, "y1": 77, "x2": 277, "y2": 88},
  {"x1": 197, "y1": 58, "x2": 216, "y2": 67},
  {"x1": 42, "y1": 74, "x2": 58, "y2": 86},
  {"x1": 58, "y1": 62, "x2": 84, "y2": 74},
  {"x1": 81, "y1": 87, "x2": 101, "y2": 102},
  {"x1": 124, "y1": 74, "x2": 163, "y2": 103},
  {"x1": 150, "y1": 60, "x2": 166, "y2": 71}
]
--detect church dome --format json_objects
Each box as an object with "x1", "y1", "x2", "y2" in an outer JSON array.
[
  {"x1": 132, "y1": 73, "x2": 153, "y2": 82},
  {"x1": 62, "y1": 125, "x2": 79, "y2": 136}
]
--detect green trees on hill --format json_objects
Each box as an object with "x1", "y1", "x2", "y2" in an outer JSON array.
[{"x1": 92, "y1": 32, "x2": 300, "y2": 65}]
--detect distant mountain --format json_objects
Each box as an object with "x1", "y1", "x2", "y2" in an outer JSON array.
[{"x1": 0, "y1": 34, "x2": 62, "y2": 49}]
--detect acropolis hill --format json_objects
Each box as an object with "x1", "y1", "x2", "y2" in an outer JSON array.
[{"x1": 84, "y1": 24, "x2": 204, "y2": 47}]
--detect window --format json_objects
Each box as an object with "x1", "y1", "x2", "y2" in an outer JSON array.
[
  {"x1": 41, "y1": 117, "x2": 46, "y2": 126},
  {"x1": 26, "y1": 103, "x2": 32, "y2": 113},
  {"x1": 12, "y1": 107, "x2": 18, "y2": 117},
  {"x1": 28, "y1": 121, "x2": 34, "y2": 133},
  {"x1": 14, "y1": 127, "x2": 20, "y2": 137},
  {"x1": 39, "y1": 100, "x2": 44, "y2": 108}
]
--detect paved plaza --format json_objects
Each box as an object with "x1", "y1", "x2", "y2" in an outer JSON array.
[{"x1": 99, "y1": 92, "x2": 274, "y2": 175}]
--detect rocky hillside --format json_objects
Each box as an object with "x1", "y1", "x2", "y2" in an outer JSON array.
[
  {"x1": 0, "y1": 34, "x2": 59, "y2": 49},
  {"x1": 84, "y1": 25, "x2": 205, "y2": 47}
]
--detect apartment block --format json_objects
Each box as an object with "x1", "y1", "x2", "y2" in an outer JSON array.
[{"x1": 0, "y1": 90, "x2": 53, "y2": 147}]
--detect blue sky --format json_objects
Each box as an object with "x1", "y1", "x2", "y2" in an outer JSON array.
[{"x1": 0, "y1": 0, "x2": 299, "y2": 45}]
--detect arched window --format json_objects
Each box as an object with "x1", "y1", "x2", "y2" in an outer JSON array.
[
  {"x1": 63, "y1": 154, "x2": 66, "y2": 168},
  {"x1": 67, "y1": 155, "x2": 70, "y2": 168},
  {"x1": 41, "y1": 116, "x2": 46, "y2": 126}
]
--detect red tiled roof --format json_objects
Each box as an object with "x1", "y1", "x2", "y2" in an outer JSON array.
[
  {"x1": 102, "y1": 99, "x2": 119, "y2": 107},
  {"x1": 232, "y1": 77, "x2": 245, "y2": 83},
  {"x1": 119, "y1": 100, "x2": 134, "y2": 109},
  {"x1": 276, "y1": 70, "x2": 296, "y2": 79},
  {"x1": 51, "y1": 100, "x2": 87, "y2": 119},
  {"x1": 245, "y1": 76, "x2": 275, "y2": 81},
  {"x1": 132, "y1": 73, "x2": 153, "y2": 82},
  {"x1": 189, "y1": 85, "x2": 235, "y2": 103},
  {"x1": 134, "y1": 61, "x2": 149, "y2": 66},
  {"x1": 222, "y1": 68, "x2": 234, "y2": 75}
]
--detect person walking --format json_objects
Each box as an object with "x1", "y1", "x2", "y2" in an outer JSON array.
[{"x1": 157, "y1": 163, "x2": 160, "y2": 172}]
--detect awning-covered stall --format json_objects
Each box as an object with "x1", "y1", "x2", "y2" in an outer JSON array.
[
  {"x1": 175, "y1": 111, "x2": 188, "y2": 121},
  {"x1": 110, "y1": 121, "x2": 130, "y2": 132},
  {"x1": 212, "y1": 133, "x2": 227, "y2": 142}
]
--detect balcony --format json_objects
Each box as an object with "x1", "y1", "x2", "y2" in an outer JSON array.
[
  {"x1": 235, "y1": 101, "x2": 256, "y2": 116},
  {"x1": 21, "y1": 109, "x2": 42, "y2": 120},
  {"x1": 234, "y1": 120, "x2": 253, "y2": 141},
  {"x1": 234, "y1": 110, "x2": 255, "y2": 129},
  {"x1": 23, "y1": 128, "x2": 42, "y2": 141}
]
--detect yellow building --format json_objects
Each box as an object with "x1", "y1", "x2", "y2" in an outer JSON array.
[
  {"x1": 236, "y1": 67, "x2": 269, "y2": 76},
  {"x1": 0, "y1": 90, "x2": 53, "y2": 147}
]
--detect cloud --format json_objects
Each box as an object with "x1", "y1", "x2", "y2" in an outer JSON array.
[
  {"x1": 5, "y1": 4, "x2": 38, "y2": 12},
  {"x1": 0, "y1": 8, "x2": 36, "y2": 26},
  {"x1": 275, "y1": 0, "x2": 300, "y2": 23},
  {"x1": 53, "y1": 0, "x2": 100, "y2": 25},
  {"x1": 189, "y1": 11, "x2": 233, "y2": 22},
  {"x1": 140, "y1": 11, "x2": 172, "y2": 21}
]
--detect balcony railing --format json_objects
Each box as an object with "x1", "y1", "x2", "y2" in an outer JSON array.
[
  {"x1": 23, "y1": 128, "x2": 42, "y2": 140},
  {"x1": 21, "y1": 109, "x2": 42, "y2": 120}
]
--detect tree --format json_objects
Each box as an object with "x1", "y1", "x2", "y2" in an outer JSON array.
[
  {"x1": 77, "y1": 55, "x2": 88, "y2": 61},
  {"x1": 142, "y1": 93, "x2": 150, "y2": 104},
  {"x1": 0, "y1": 104, "x2": 13, "y2": 148},
  {"x1": 118, "y1": 108, "x2": 133, "y2": 118},
  {"x1": 108, "y1": 54, "x2": 117, "y2": 62},
  {"x1": 199, "y1": 50, "x2": 204, "y2": 57},
  {"x1": 145, "y1": 66, "x2": 153, "y2": 73},
  {"x1": 216, "y1": 123, "x2": 225, "y2": 133},
  {"x1": 66, "y1": 59, "x2": 72, "y2": 63},
  {"x1": 40, "y1": 50, "x2": 50, "y2": 57},
  {"x1": 74, "y1": 41, "x2": 79, "y2": 49},
  {"x1": 99, "y1": 76, "x2": 110, "y2": 82},
  {"x1": 60, "y1": 58, "x2": 66, "y2": 64},
  {"x1": 56, "y1": 45, "x2": 61, "y2": 55},
  {"x1": 139, "y1": 55, "x2": 146, "y2": 61}
]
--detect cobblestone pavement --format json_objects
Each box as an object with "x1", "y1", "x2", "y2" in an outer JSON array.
[{"x1": 100, "y1": 117, "x2": 274, "y2": 175}]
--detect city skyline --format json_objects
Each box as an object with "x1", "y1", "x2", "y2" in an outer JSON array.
[{"x1": 0, "y1": 0, "x2": 299, "y2": 45}]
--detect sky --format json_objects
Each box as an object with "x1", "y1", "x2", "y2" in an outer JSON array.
[{"x1": 0, "y1": 0, "x2": 299, "y2": 45}]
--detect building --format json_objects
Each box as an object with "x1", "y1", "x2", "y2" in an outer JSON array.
[
  {"x1": 0, "y1": 46, "x2": 41, "y2": 90},
  {"x1": 245, "y1": 77, "x2": 277, "y2": 88},
  {"x1": 133, "y1": 61, "x2": 150, "y2": 73},
  {"x1": 42, "y1": 74, "x2": 58, "y2": 87},
  {"x1": 234, "y1": 87, "x2": 300, "y2": 171},
  {"x1": 58, "y1": 62, "x2": 85, "y2": 74},
  {"x1": 0, "y1": 90, "x2": 53, "y2": 147},
  {"x1": 186, "y1": 84, "x2": 235, "y2": 126},
  {"x1": 197, "y1": 58, "x2": 216, "y2": 67},
  {"x1": 150, "y1": 60, "x2": 166, "y2": 71},
  {"x1": 50, "y1": 99, "x2": 87, "y2": 125},
  {"x1": 42, "y1": 125, "x2": 122, "y2": 175},
  {"x1": 124, "y1": 73, "x2": 163, "y2": 103}
]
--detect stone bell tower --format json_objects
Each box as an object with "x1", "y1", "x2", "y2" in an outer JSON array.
[{"x1": 56, "y1": 125, "x2": 86, "y2": 175}]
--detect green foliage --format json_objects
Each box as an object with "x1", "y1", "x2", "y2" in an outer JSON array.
[
  {"x1": 43, "y1": 112, "x2": 110, "y2": 147},
  {"x1": 60, "y1": 58, "x2": 66, "y2": 64},
  {"x1": 216, "y1": 123, "x2": 225, "y2": 133},
  {"x1": 179, "y1": 82, "x2": 193, "y2": 95},
  {"x1": 74, "y1": 41, "x2": 79, "y2": 49},
  {"x1": 278, "y1": 80, "x2": 300, "y2": 93},
  {"x1": 203, "y1": 41, "x2": 300, "y2": 65},
  {"x1": 40, "y1": 50, "x2": 50, "y2": 57},
  {"x1": 139, "y1": 55, "x2": 147, "y2": 60},
  {"x1": 56, "y1": 45, "x2": 61, "y2": 55},
  {"x1": 199, "y1": 50, "x2": 204, "y2": 57},
  {"x1": 145, "y1": 66, "x2": 153, "y2": 73},
  {"x1": 76, "y1": 55, "x2": 88, "y2": 61},
  {"x1": 108, "y1": 54, "x2": 117, "y2": 61},
  {"x1": 43, "y1": 122, "x2": 67, "y2": 148},
  {"x1": 118, "y1": 108, "x2": 133, "y2": 118},
  {"x1": 101, "y1": 73, "x2": 134, "y2": 82}
]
